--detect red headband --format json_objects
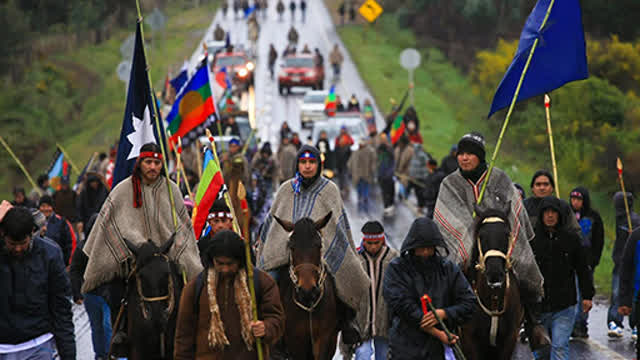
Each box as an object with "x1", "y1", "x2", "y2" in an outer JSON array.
[
  {"x1": 363, "y1": 233, "x2": 385, "y2": 243},
  {"x1": 139, "y1": 151, "x2": 163, "y2": 160}
]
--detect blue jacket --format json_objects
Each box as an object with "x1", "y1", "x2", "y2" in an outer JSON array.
[
  {"x1": 44, "y1": 213, "x2": 73, "y2": 265},
  {"x1": 383, "y1": 218, "x2": 476, "y2": 359},
  {"x1": 0, "y1": 235, "x2": 75, "y2": 359},
  {"x1": 620, "y1": 227, "x2": 640, "y2": 308}
]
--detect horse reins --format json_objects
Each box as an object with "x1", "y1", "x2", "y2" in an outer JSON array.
[
  {"x1": 474, "y1": 216, "x2": 514, "y2": 347},
  {"x1": 288, "y1": 253, "x2": 328, "y2": 312}
]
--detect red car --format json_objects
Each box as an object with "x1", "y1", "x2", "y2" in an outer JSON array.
[
  {"x1": 211, "y1": 51, "x2": 255, "y2": 89},
  {"x1": 278, "y1": 54, "x2": 325, "y2": 95}
]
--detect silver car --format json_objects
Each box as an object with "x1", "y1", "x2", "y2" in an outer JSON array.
[
  {"x1": 311, "y1": 113, "x2": 367, "y2": 152},
  {"x1": 300, "y1": 90, "x2": 329, "y2": 128}
]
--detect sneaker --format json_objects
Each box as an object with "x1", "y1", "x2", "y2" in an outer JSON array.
[
  {"x1": 632, "y1": 327, "x2": 637, "y2": 341},
  {"x1": 608, "y1": 321, "x2": 624, "y2": 338},
  {"x1": 572, "y1": 325, "x2": 589, "y2": 339}
]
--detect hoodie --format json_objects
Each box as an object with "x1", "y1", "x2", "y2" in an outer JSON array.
[
  {"x1": 383, "y1": 218, "x2": 475, "y2": 360},
  {"x1": 613, "y1": 192, "x2": 640, "y2": 266},
  {"x1": 570, "y1": 187, "x2": 605, "y2": 268}
]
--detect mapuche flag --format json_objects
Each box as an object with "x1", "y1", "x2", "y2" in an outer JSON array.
[
  {"x1": 488, "y1": 0, "x2": 588, "y2": 118},
  {"x1": 390, "y1": 115, "x2": 405, "y2": 145},
  {"x1": 166, "y1": 64, "x2": 215, "y2": 147},
  {"x1": 47, "y1": 148, "x2": 70, "y2": 191},
  {"x1": 192, "y1": 147, "x2": 225, "y2": 239},
  {"x1": 325, "y1": 85, "x2": 337, "y2": 117},
  {"x1": 112, "y1": 22, "x2": 167, "y2": 188}
]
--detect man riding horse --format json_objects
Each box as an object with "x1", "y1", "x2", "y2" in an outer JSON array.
[
  {"x1": 82, "y1": 143, "x2": 203, "y2": 355},
  {"x1": 433, "y1": 133, "x2": 551, "y2": 358},
  {"x1": 258, "y1": 144, "x2": 368, "y2": 346}
]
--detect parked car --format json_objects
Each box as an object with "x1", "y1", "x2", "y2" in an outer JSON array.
[
  {"x1": 211, "y1": 51, "x2": 255, "y2": 90},
  {"x1": 311, "y1": 112, "x2": 367, "y2": 152},
  {"x1": 278, "y1": 54, "x2": 324, "y2": 95},
  {"x1": 299, "y1": 90, "x2": 329, "y2": 128}
]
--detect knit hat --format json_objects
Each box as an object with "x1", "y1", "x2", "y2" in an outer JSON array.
[
  {"x1": 38, "y1": 195, "x2": 54, "y2": 208},
  {"x1": 457, "y1": 132, "x2": 486, "y2": 162}
]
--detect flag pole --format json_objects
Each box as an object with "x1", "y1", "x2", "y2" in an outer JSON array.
[
  {"x1": 55, "y1": 143, "x2": 81, "y2": 176},
  {"x1": 0, "y1": 135, "x2": 41, "y2": 196},
  {"x1": 177, "y1": 136, "x2": 194, "y2": 200},
  {"x1": 477, "y1": 0, "x2": 556, "y2": 205},
  {"x1": 205, "y1": 129, "x2": 265, "y2": 360},
  {"x1": 617, "y1": 158, "x2": 633, "y2": 234},
  {"x1": 135, "y1": 0, "x2": 178, "y2": 230},
  {"x1": 544, "y1": 94, "x2": 560, "y2": 197},
  {"x1": 195, "y1": 140, "x2": 203, "y2": 179}
]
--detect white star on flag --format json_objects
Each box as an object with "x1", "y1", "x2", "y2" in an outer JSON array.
[{"x1": 127, "y1": 105, "x2": 156, "y2": 160}]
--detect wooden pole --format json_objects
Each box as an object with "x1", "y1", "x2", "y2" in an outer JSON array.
[
  {"x1": 617, "y1": 157, "x2": 633, "y2": 234},
  {"x1": 544, "y1": 94, "x2": 560, "y2": 197},
  {"x1": 177, "y1": 137, "x2": 193, "y2": 200},
  {"x1": 135, "y1": 0, "x2": 178, "y2": 230},
  {"x1": 0, "y1": 135, "x2": 41, "y2": 196},
  {"x1": 195, "y1": 140, "x2": 203, "y2": 179},
  {"x1": 477, "y1": 0, "x2": 556, "y2": 205}
]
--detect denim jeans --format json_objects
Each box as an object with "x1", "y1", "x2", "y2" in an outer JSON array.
[
  {"x1": 356, "y1": 180, "x2": 370, "y2": 213},
  {"x1": 84, "y1": 293, "x2": 112, "y2": 358},
  {"x1": 355, "y1": 337, "x2": 389, "y2": 360},
  {"x1": 0, "y1": 338, "x2": 57, "y2": 360},
  {"x1": 574, "y1": 269, "x2": 594, "y2": 329},
  {"x1": 608, "y1": 265, "x2": 626, "y2": 327},
  {"x1": 540, "y1": 306, "x2": 576, "y2": 360}
]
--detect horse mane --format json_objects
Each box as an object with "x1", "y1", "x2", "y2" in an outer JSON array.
[{"x1": 288, "y1": 218, "x2": 323, "y2": 249}]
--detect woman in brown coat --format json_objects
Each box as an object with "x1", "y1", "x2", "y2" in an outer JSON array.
[{"x1": 174, "y1": 231, "x2": 285, "y2": 360}]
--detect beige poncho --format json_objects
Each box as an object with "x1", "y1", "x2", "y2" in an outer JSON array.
[{"x1": 82, "y1": 176, "x2": 202, "y2": 293}]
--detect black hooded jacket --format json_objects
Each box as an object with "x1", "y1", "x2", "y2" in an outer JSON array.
[
  {"x1": 613, "y1": 192, "x2": 640, "y2": 266},
  {"x1": 383, "y1": 218, "x2": 475, "y2": 360},
  {"x1": 570, "y1": 187, "x2": 605, "y2": 268},
  {"x1": 531, "y1": 197, "x2": 594, "y2": 313},
  {"x1": 76, "y1": 173, "x2": 109, "y2": 224}
]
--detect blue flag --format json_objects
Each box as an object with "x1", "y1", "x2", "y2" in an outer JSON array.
[
  {"x1": 488, "y1": 0, "x2": 588, "y2": 118},
  {"x1": 169, "y1": 70, "x2": 188, "y2": 94},
  {"x1": 112, "y1": 23, "x2": 167, "y2": 188}
]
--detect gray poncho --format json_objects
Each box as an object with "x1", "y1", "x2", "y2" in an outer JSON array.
[
  {"x1": 257, "y1": 176, "x2": 369, "y2": 309},
  {"x1": 433, "y1": 168, "x2": 544, "y2": 297},
  {"x1": 82, "y1": 176, "x2": 203, "y2": 293}
]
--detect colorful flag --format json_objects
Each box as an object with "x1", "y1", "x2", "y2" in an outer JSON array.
[
  {"x1": 325, "y1": 85, "x2": 337, "y2": 117},
  {"x1": 363, "y1": 104, "x2": 376, "y2": 135},
  {"x1": 112, "y1": 22, "x2": 167, "y2": 188},
  {"x1": 166, "y1": 64, "x2": 215, "y2": 147},
  {"x1": 390, "y1": 115, "x2": 405, "y2": 145},
  {"x1": 47, "y1": 148, "x2": 70, "y2": 191},
  {"x1": 170, "y1": 60, "x2": 190, "y2": 93},
  {"x1": 488, "y1": 0, "x2": 588, "y2": 118},
  {"x1": 192, "y1": 147, "x2": 225, "y2": 239}
]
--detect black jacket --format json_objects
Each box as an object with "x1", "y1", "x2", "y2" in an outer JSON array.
[
  {"x1": 383, "y1": 218, "x2": 475, "y2": 359},
  {"x1": 570, "y1": 187, "x2": 605, "y2": 268},
  {"x1": 440, "y1": 154, "x2": 458, "y2": 176},
  {"x1": 619, "y1": 227, "x2": 640, "y2": 308},
  {"x1": 44, "y1": 213, "x2": 73, "y2": 265},
  {"x1": 0, "y1": 236, "x2": 75, "y2": 359},
  {"x1": 531, "y1": 197, "x2": 595, "y2": 314},
  {"x1": 613, "y1": 192, "x2": 640, "y2": 266},
  {"x1": 77, "y1": 175, "x2": 108, "y2": 224}
]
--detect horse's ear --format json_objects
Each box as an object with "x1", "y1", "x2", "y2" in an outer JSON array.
[
  {"x1": 274, "y1": 215, "x2": 294, "y2": 232},
  {"x1": 160, "y1": 233, "x2": 176, "y2": 255},
  {"x1": 123, "y1": 238, "x2": 138, "y2": 257},
  {"x1": 315, "y1": 211, "x2": 332, "y2": 231}
]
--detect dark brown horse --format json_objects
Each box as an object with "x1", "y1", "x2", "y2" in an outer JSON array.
[
  {"x1": 272, "y1": 212, "x2": 342, "y2": 360},
  {"x1": 461, "y1": 203, "x2": 524, "y2": 360},
  {"x1": 118, "y1": 237, "x2": 184, "y2": 360}
]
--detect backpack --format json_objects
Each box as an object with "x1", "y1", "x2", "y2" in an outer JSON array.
[{"x1": 192, "y1": 269, "x2": 262, "y2": 317}]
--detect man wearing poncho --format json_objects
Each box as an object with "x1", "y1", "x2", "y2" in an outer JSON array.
[
  {"x1": 258, "y1": 144, "x2": 368, "y2": 344},
  {"x1": 82, "y1": 143, "x2": 202, "y2": 351},
  {"x1": 433, "y1": 132, "x2": 551, "y2": 358}
]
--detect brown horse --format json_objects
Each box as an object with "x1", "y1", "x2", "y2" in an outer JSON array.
[
  {"x1": 116, "y1": 237, "x2": 184, "y2": 360},
  {"x1": 272, "y1": 212, "x2": 343, "y2": 360},
  {"x1": 461, "y1": 203, "x2": 524, "y2": 360}
]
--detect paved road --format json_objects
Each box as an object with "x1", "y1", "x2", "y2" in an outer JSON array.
[{"x1": 74, "y1": 1, "x2": 635, "y2": 359}]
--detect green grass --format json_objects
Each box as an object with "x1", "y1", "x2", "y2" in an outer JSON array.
[
  {"x1": 336, "y1": 14, "x2": 615, "y2": 297},
  {"x1": 0, "y1": 1, "x2": 219, "y2": 199}
]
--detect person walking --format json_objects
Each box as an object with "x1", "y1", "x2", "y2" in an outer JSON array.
[
  {"x1": 394, "y1": 136, "x2": 414, "y2": 200},
  {"x1": 348, "y1": 139, "x2": 377, "y2": 213},
  {"x1": 329, "y1": 44, "x2": 344, "y2": 79},
  {"x1": 377, "y1": 133, "x2": 395, "y2": 216},
  {"x1": 299, "y1": 0, "x2": 307, "y2": 23},
  {"x1": 277, "y1": 136, "x2": 298, "y2": 184},
  {"x1": 407, "y1": 140, "x2": 430, "y2": 215},
  {"x1": 268, "y1": 44, "x2": 278, "y2": 79},
  {"x1": 0, "y1": 203, "x2": 76, "y2": 360},
  {"x1": 289, "y1": 0, "x2": 296, "y2": 21},
  {"x1": 335, "y1": 126, "x2": 355, "y2": 197},
  {"x1": 38, "y1": 195, "x2": 74, "y2": 265}
]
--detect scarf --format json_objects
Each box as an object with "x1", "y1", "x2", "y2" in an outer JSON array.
[
  {"x1": 206, "y1": 267, "x2": 255, "y2": 351},
  {"x1": 460, "y1": 161, "x2": 487, "y2": 184}
]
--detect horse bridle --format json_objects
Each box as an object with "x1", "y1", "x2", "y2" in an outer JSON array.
[
  {"x1": 474, "y1": 216, "x2": 514, "y2": 347},
  {"x1": 130, "y1": 253, "x2": 176, "y2": 321},
  {"x1": 288, "y1": 253, "x2": 328, "y2": 312}
]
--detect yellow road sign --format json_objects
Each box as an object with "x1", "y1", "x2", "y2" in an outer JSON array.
[{"x1": 359, "y1": 0, "x2": 383, "y2": 23}]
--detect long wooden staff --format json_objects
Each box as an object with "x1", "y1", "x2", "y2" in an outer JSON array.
[
  {"x1": 544, "y1": 94, "x2": 560, "y2": 197},
  {"x1": 195, "y1": 140, "x2": 203, "y2": 179},
  {"x1": 56, "y1": 142, "x2": 81, "y2": 176},
  {"x1": 205, "y1": 129, "x2": 263, "y2": 360},
  {"x1": 617, "y1": 157, "x2": 633, "y2": 234},
  {"x1": 0, "y1": 135, "x2": 41, "y2": 196}
]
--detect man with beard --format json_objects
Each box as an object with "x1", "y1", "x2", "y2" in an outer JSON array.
[
  {"x1": 174, "y1": 230, "x2": 285, "y2": 359},
  {"x1": 383, "y1": 217, "x2": 475, "y2": 359},
  {"x1": 0, "y1": 203, "x2": 75, "y2": 359},
  {"x1": 433, "y1": 132, "x2": 550, "y2": 359},
  {"x1": 258, "y1": 145, "x2": 369, "y2": 346},
  {"x1": 82, "y1": 143, "x2": 202, "y2": 353}
]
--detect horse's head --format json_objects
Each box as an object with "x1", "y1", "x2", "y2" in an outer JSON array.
[
  {"x1": 123, "y1": 236, "x2": 178, "y2": 331},
  {"x1": 474, "y1": 202, "x2": 511, "y2": 290},
  {"x1": 275, "y1": 212, "x2": 331, "y2": 305}
]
